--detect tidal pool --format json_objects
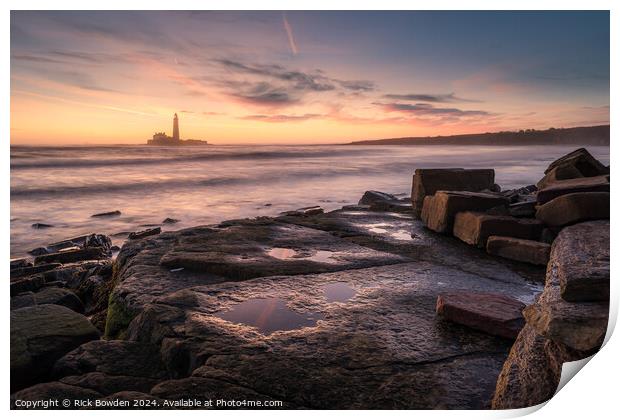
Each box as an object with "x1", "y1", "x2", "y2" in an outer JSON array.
[
  {"x1": 267, "y1": 247, "x2": 337, "y2": 263},
  {"x1": 323, "y1": 282, "x2": 356, "y2": 303},
  {"x1": 215, "y1": 297, "x2": 323, "y2": 335}
]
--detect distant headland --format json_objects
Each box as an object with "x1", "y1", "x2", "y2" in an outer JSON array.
[
  {"x1": 147, "y1": 113, "x2": 208, "y2": 146},
  {"x1": 347, "y1": 124, "x2": 609, "y2": 146}
]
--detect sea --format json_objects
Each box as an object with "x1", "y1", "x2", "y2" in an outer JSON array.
[{"x1": 10, "y1": 144, "x2": 609, "y2": 258}]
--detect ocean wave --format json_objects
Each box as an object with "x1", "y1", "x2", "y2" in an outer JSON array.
[{"x1": 10, "y1": 147, "x2": 374, "y2": 170}]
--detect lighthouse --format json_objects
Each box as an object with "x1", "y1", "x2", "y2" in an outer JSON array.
[{"x1": 172, "y1": 113, "x2": 180, "y2": 141}]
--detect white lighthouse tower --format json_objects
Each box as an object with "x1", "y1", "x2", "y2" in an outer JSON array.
[{"x1": 172, "y1": 113, "x2": 180, "y2": 141}]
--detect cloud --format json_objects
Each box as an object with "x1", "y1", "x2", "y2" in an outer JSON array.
[
  {"x1": 378, "y1": 102, "x2": 492, "y2": 117},
  {"x1": 383, "y1": 93, "x2": 480, "y2": 103},
  {"x1": 337, "y1": 79, "x2": 376, "y2": 92},
  {"x1": 240, "y1": 113, "x2": 322, "y2": 122},
  {"x1": 225, "y1": 81, "x2": 298, "y2": 105},
  {"x1": 282, "y1": 13, "x2": 298, "y2": 55},
  {"x1": 215, "y1": 59, "x2": 335, "y2": 92}
]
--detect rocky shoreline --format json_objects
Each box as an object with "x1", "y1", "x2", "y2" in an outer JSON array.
[{"x1": 10, "y1": 148, "x2": 609, "y2": 409}]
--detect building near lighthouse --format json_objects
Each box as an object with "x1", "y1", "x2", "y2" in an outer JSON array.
[{"x1": 147, "y1": 113, "x2": 208, "y2": 146}]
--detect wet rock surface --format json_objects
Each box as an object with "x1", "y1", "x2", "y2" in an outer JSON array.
[
  {"x1": 486, "y1": 236, "x2": 551, "y2": 266},
  {"x1": 11, "y1": 304, "x2": 100, "y2": 391}
]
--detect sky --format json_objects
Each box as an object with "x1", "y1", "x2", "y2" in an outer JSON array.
[{"x1": 10, "y1": 11, "x2": 610, "y2": 145}]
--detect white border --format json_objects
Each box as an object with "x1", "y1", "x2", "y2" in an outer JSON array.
[{"x1": 3, "y1": 2, "x2": 617, "y2": 419}]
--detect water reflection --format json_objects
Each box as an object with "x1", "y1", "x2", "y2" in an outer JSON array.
[
  {"x1": 215, "y1": 297, "x2": 323, "y2": 335},
  {"x1": 323, "y1": 282, "x2": 356, "y2": 303}
]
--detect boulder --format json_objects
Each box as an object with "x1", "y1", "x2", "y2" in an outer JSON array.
[
  {"x1": 359, "y1": 191, "x2": 411, "y2": 213},
  {"x1": 34, "y1": 247, "x2": 108, "y2": 265},
  {"x1": 11, "y1": 258, "x2": 33, "y2": 270},
  {"x1": 552, "y1": 221, "x2": 609, "y2": 302},
  {"x1": 543, "y1": 148, "x2": 608, "y2": 179},
  {"x1": 491, "y1": 325, "x2": 563, "y2": 409},
  {"x1": 421, "y1": 191, "x2": 509, "y2": 233},
  {"x1": 162, "y1": 217, "x2": 179, "y2": 224},
  {"x1": 52, "y1": 340, "x2": 168, "y2": 380},
  {"x1": 10, "y1": 262, "x2": 61, "y2": 280},
  {"x1": 11, "y1": 382, "x2": 102, "y2": 409},
  {"x1": 11, "y1": 304, "x2": 100, "y2": 391},
  {"x1": 436, "y1": 291, "x2": 525, "y2": 339},
  {"x1": 280, "y1": 206, "x2": 325, "y2": 217},
  {"x1": 535, "y1": 192, "x2": 609, "y2": 227},
  {"x1": 31, "y1": 223, "x2": 54, "y2": 229},
  {"x1": 33, "y1": 287, "x2": 85, "y2": 313},
  {"x1": 536, "y1": 175, "x2": 609, "y2": 204},
  {"x1": 128, "y1": 227, "x2": 162, "y2": 240},
  {"x1": 84, "y1": 234, "x2": 113, "y2": 254},
  {"x1": 11, "y1": 292, "x2": 36, "y2": 310},
  {"x1": 59, "y1": 372, "x2": 160, "y2": 397},
  {"x1": 507, "y1": 200, "x2": 536, "y2": 218},
  {"x1": 10, "y1": 275, "x2": 46, "y2": 296},
  {"x1": 523, "y1": 231, "x2": 609, "y2": 352},
  {"x1": 537, "y1": 164, "x2": 584, "y2": 190},
  {"x1": 453, "y1": 212, "x2": 543, "y2": 248},
  {"x1": 411, "y1": 168, "x2": 495, "y2": 217},
  {"x1": 486, "y1": 236, "x2": 551, "y2": 266},
  {"x1": 91, "y1": 210, "x2": 121, "y2": 218}
]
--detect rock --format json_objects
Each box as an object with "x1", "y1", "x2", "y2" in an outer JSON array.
[
  {"x1": 280, "y1": 206, "x2": 325, "y2": 217},
  {"x1": 162, "y1": 217, "x2": 179, "y2": 224},
  {"x1": 552, "y1": 220, "x2": 609, "y2": 302},
  {"x1": 359, "y1": 190, "x2": 411, "y2": 213},
  {"x1": 539, "y1": 228, "x2": 558, "y2": 244},
  {"x1": 537, "y1": 164, "x2": 584, "y2": 190},
  {"x1": 84, "y1": 234, "x2": 112, "y2": 254},
  {"x1": 486, "y1": 236, "x2": 551, "y2": 266},
  {"x1": 543, "y1": 148, "x2": 608, "y2": 179},
  {"x1": 436, "y1": 291, "x2": 526, "y2": 339},
  {"x1": 33, "y1": 247, "x2": 108, "y2": 265},
  {"x1": 33, "y1": 287, "x2": 85, "y2": 313},
  {"x1": 453, "y1": 212, "x2": 543, "y2": 248},
  {"x1": 523, "y1": 233, "x2": 608, "y2": 352},
  {"x1": 508, "y1": 200, "x2": 536, "y2": 218},
  {"x1": 28, "y1": 246, "x2": 50, "y2": 256},
  {"x1": 421, "y1": 191, "x2": 509, "y2": 233},
  {"x1": 535, "y1": 192, "x2": 609, "y2": 227},
  {"x1": 11, "y1": 304, "x2": 100, "y2": 391},
  {"x1": 411, "y1": 168, "x2": 495, "y2": 217},
  {"x1": 91, "y1": 210, "x2": 121, "y2": 218},
  {"x1": 10, "y1": 275, "x2": 46, "y2": 296},
  {"x1": 11, "y1": 292, "x2": 36, "y2": 310},
  {"x1": 59, "y1": 372, "x2": 160, "y2": 396},
  {"x1": 128, "y1": 227, "x2": 162, "y2": 240},
  {"x1": 500, "y1": 185, "x2": 538, "y2": 204},
  {"x1": 53, "y1": 340, "x2": 168, "y2": 380},
  {"x1": 43, "y1": 260, "x2": 112, "y2": 289},
  {"x1": 110, "y1": 245, "x2": 121, "y2": 252},
  {"x1": 491, "y1": 325, "x2": 563, "y2": 409},
  {"x1": 11, "y1": 257, "x2": 32, "y2": 270},
  {"x1": 536, "y1": 175, "x2": 609, "y2": 204},
  {"x1": 31, "y1": 223, "x2": 54, "y2": 229},
  {"x1": 11, "y1": 382, "x2": 102, "y2": 409},
  {"x1": 10, "y1": 262, "x2": 62, "y2": 280},
  {"x1": 359, "y1": 190, "x2": 398, "y2": 205}
]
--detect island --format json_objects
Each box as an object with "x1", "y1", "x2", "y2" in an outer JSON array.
[{"x1": 147, "y1": 113, "x2": 209, "y2": 146}]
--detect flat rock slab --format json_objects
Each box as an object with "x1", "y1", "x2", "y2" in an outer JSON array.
[
  {"x1": 123, "y1": 261, "x2": 541, "y2": 409},
  {"x1": 486, "y1": 236, "x2": 551, "y2": 266},
  {"x1": 554, "y1": 221, "x2": 609, "y2": 302},
  {"x1": 421, "y1": 191, "x2": 509, "y2": 233},
  {"x1": 436, "y1": 291, "x2": 526, "y2": 339},
  {"x1": 11, "y1": 304, "x2": 100, "y2": 391},
  {"x1": 453, "y1": 212, "x2": 543, "y2": 248},
  {"x1": 11, "y1": 287, "x2": 85, "y2": 313},
  {"x1": 34, "y1": 247, "x2": 108, "y2": 265},
  {"x1": 108, "y1": 220, "x2": 407, "y2": 338},
  {"x1": 411, "y1": 168, "x2": 495, "y2": 217},
  {"x1": 536, "y1": 192, "x2": 609, "y2": 227},
  {"x1": 536, "y1": 175, "x2": 609, "y2": 204}
]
